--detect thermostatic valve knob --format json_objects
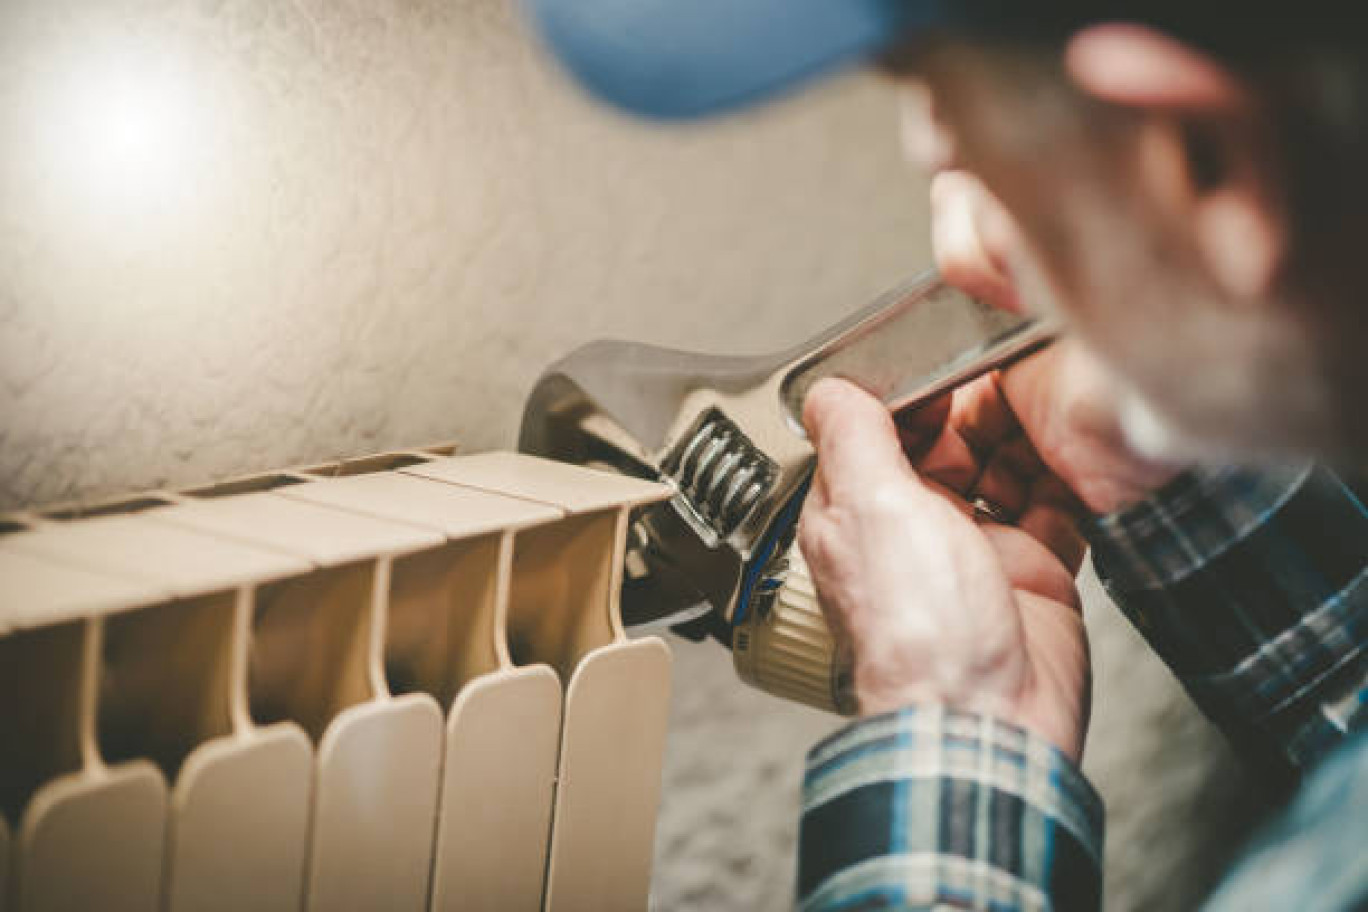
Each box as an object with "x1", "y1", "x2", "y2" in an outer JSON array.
[{"x1": 731, "y1": 547, "x2": 855, "y2": 715}]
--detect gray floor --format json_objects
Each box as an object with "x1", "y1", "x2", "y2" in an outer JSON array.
[{"x1": 651, "y1": 564, "x2": 1272, "y2": 911}]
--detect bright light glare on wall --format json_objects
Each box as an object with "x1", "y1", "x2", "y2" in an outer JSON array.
[
  {"x1": 74, "y1": 69, "x2": 189, "y2": 189},
  {"x1": 34, "y1": 41, "x2": 213, "y2": 227}
]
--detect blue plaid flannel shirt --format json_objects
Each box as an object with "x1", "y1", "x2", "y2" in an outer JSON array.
[{"x1": 797, "y1": 465, "x2": 1368, "y2": 911}]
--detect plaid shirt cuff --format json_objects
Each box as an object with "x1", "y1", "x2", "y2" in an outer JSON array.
[
  {"x1": 1085, "y1": 464, "x2": 1313, "y2": 594},
  {"x1": 798, "y1": 707, "x2": 1104, "y2": 912},
  {"x1": 1086, "y1": 464, "x2": 1368, "y2": 772}
]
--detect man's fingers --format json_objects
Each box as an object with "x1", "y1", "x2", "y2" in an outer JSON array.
[
  {"x1": 948, "y1": 372, "x2": 1023, "y2": 459},
  {"x1": 903, "y1": 375, "x2": 1032, "y2": 500},
  {"x1": 970, "y1": 457, "x2": 1028, "y2": 521},
  {"x1": 1018, "y1": 503, "x2": 1088, "y2": 574},
  {"x1": 804, "y1": 378, "x2": 915, "y2": 499},
  {"x1": 971, "y1": 434, "x2": 1048, "y2": 516},
  {"x1": 897, "y1": 82, "x2": 955, "y2": 172},
  {"x1": 912, "y1": 426, "x2": 982, "y2": 495},
  {"x1": 930, "y1": 170, "x2": 1021, "y2": 313},
  {"x1": 894, "y1": 392, "x2": 953, "y2": 461},
  {"x1": 979, "y1": 524, "x2": 1084, "y2": 606},
  {"x1": 1018, "y1": 475, "x2": 1089, "y2": 572}
]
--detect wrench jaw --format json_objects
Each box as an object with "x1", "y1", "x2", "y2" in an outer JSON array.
[
  {"x1": 517, "y1": 366, "x2": 658, "y2": 482},
  {"x1": 520, "y1": 356, "x2": 820, "y2": 638},
  {"x1": 519, "y1": 336, "x2": 797, "y2": 634},
  {"x1": 517, "y1": 360, "x2": 731, "y2": 632}
]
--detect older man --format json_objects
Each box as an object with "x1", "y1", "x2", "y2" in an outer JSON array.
[{"x1": 525, "y1": 2, "x2": 1368, "y2": 909}]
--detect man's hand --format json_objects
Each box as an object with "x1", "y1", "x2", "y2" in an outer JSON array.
[
  {"x1": 794, "y1": 82, "x2": 1187, "y2": 763},
  {"x1": 800, "y1": 377, "x2": 1091, "y2": 761},
  {"x1": 926, "y1": 150, "x2": 1182, "y2": 515},
  {"x1": 986, "y1": 340, "x2": 1180, "y2": 516}
]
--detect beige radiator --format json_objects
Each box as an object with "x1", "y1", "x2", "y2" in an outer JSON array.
[{"x1": 0, "y1": 450, "x2": 673, "y2": 912}]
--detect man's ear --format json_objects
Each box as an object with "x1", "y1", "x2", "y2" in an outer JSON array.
[{"x1": 1066, "y1": 24, "x2": 1286, "y2": 300}]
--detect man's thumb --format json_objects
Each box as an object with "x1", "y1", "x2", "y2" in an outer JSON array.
[{"x1": 803, "y1": 378, "x2": 913, "y2": 492}]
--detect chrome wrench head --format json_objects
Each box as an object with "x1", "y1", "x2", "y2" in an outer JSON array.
[{"x1": 518, "y1": 272, "x2": 1057, "y2": 636}]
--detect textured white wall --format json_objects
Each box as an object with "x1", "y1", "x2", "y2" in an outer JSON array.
[
  {"x1": 0, "y1": 0, "x2": 926, "y2": 509},
  {"x1": 0, "y1": 1, "x2": 1258, "y2": 909}
]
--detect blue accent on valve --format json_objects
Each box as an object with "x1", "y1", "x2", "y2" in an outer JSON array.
[{"x1": 733, "y1": 475, "x2": 812, "y2": 625}]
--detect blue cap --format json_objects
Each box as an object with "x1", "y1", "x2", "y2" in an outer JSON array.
[
  {"x1": 525, "y1": 0, "x2": 942, "y2": 120},
  {"x1": 524, "y1": 1, "x2": 1355, "y2": 121}
]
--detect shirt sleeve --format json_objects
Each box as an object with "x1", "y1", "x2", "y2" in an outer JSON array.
[
  {"x1": 1200, "y1": 729, "x2": 1368, "y2": 912},
  {"x1": 797, "y1": 707, "x2": 1104, "y2": 912},
  {"x1": 1085, "y1": 464, "x2": 1368, "y2": 777}
]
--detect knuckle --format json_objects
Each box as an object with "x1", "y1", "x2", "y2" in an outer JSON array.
[
  {"x1": 797, "y1": 519, "x2": 834, "y2": 566},
  {"x1": 863, "y1": 480, "x2": 919, "y2": 519}
]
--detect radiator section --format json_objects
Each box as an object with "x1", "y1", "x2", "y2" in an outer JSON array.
[
  {"x1": 0, "y1": 449, "x2": 671, "y2": 912},
  {"x1": 411, "y1": 454, "x2": 674, "y2": 912}
]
